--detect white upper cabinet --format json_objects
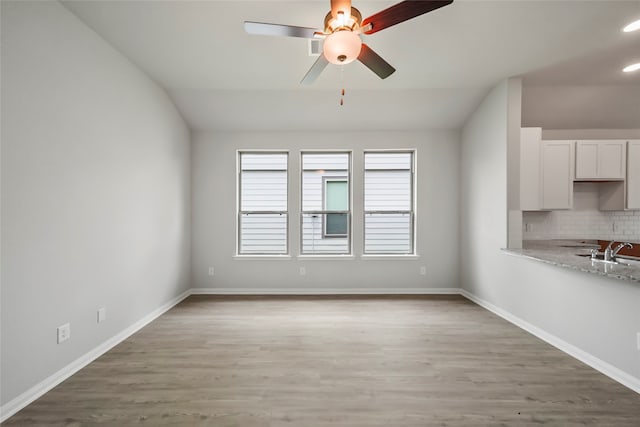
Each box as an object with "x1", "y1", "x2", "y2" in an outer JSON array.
[
  {"x1": 520, "y1": 128, "x2": 541, "y2": 210},
  {"x1": 519, "y1": 132, "x2": 636, "y2": 211},
  {"x1": 599, "y1": 141, "x2": 626, "y2": 179},
  {"x1": 627, "y1": 140, "x2": 640, "y2": 209},
  {"x1": 575, "y1": 140, "x2": 626, "y2": 180},
  {"x1": 575, "y1": 142, "x2": 598, "y2": 178},
  {"x1": 541, "y1": 140, "x2": 574, "y2": 210},
  {"x1": 520, "y1": 129, "x2": 574, "y2": 211}
]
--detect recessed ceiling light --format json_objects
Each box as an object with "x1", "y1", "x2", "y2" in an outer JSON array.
[
  {"x1": 623, "y1": 63, "x2": 640, "y2": 73},
  {"x1": 623, "y1": 19, "x2": 640, "y2": 32}
]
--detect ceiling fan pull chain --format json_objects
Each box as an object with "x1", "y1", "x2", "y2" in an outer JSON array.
[{"x1": 339, "y1": 65, "x2": 345, "y2": 106}]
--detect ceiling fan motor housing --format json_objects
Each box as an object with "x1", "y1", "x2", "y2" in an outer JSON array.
[
  {"x1": 323, "y1": 7, "x2": 362, "y2": 33},
  {"x1": 322, "y1": 7, "x2": 363, "y2": 64}
]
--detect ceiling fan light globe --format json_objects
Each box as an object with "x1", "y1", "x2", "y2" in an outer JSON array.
[
  {"x1": 323, "y1": 31, "x2": 362, "y2": 65},
  {"x1": 623, "y1": 19, "x2": 640, "y2": 32},
  {"x1": 623, "y1": 63, "x2": 640, "y2": 73}
]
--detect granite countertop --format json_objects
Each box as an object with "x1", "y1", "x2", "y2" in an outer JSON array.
[{"x1": 502, "y1": 239, "x2": 640, "y2": 283}]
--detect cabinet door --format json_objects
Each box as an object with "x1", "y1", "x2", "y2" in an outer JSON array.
[
  {"x1": 520, "y1": 128, "x2": 541, "y2": 210},
  {"x1": 541, "y1": 141, "x2": 574, "y2": 210},
  {"x1": 599, "y1": 141, "x2": 626, "y2": 179},
  {"x1": 575, "y1": 141, "x2": 598, "y2": 179},
  {"x1": 627, "y1": 141, "x2": 640, "y2": 209},
  {"x1": 575, "y1": 140, "x2": 626, "y2": 180}
]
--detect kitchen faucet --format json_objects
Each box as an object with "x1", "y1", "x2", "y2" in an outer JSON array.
[{"x1": 604, "y1": 241, "x2": 633, "y2": 262}]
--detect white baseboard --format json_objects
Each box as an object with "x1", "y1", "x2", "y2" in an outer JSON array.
[
  {"x1": 190, "y1": 287, "x2": 462, "y2": 295},
  {"x1": 0, "y1": 289, "x2": 192, "y2": 423},
  {"x1": 459, "y1": 289, "x2": 640, "y2": 395}
]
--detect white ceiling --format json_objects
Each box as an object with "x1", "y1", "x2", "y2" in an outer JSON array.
[{"x1": 62, "y1": 0, "x2": 640, "y2": 131}]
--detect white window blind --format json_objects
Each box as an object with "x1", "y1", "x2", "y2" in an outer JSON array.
[
  {"x1": 238, "y1": 152, "x2": 288, "y2": 254},
  {"x1": 364, "y1": 152, "x2": 414, "y2": 254}
]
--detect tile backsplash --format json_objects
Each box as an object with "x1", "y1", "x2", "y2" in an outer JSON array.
[
  {"x1": 523, "y1": 183, "x2": 640, "y2": 242},
  {"x1": 523, "y1": 210, "x2": 640, "y2": 241}
]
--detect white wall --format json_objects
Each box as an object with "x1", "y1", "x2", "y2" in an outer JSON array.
[
  {"x1": 461, "y1": 79, "x2": 640, "y2": 388},
  {"x1": 192, "y1": 130, "x2": 460, "y2": 292},
  {"x1": 1, "y1": 0, "x2": 191, "y2": 409},
  {"x1": 506, "y1": 79, "x2": 523, "y2": 248},
  {"x1": 460, "y1": 80, "x2": 510, "y2": 298}
]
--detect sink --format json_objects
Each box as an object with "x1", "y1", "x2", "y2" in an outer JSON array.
[
  {"x1": 616, "y1": 256, "x2": 640, "y2": 267},
  {"x1": 559, "y1": 241, "x2": 599, "y2": 248},
  {"x1": 576, "y1": 253, "x2": 640, "y2": 267},
  {"x1": 576, "y1": 254, "x2": 620, "y2": 264}
]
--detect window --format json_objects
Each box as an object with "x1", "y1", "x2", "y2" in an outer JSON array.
[
  {"x1": 237, "y1": 152, "x2": 288, "y2": 254},
  {"x1": 323, "y1": 178, "x2": 348, "y2": 237},
  {"x1": 237, "y1": 150, "x2": 413, "y2": 256},
  {"x1": 301, "y1": 152, "x2": 351, "y2": 254},
  {"x1": 364, "y1": 151, "x2": 414, "y2": 254}
]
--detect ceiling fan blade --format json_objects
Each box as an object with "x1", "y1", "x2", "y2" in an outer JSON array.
[
  {"x1": 331, "y1": 0, "x2": 352, "y2": 19},
  {"x1": 357, "y1": 44, "x2": 395, "y2": 79},
  {"x1": 244, "y1": 21, "x2": 319, "y2": 38},
  {"x1": 362, "y1": 1, "x2": 453, "y2": 35},
  {"x1": 301, "y1": 55, "x2": 330, "y2": 85}
]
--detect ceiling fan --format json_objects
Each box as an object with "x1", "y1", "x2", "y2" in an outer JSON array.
[{"x1": 244, "y1": 0, "x2": 453, "y2": 85}]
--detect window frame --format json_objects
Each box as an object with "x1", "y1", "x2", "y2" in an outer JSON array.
[
  {"x1": 300, "y1": 151, "x2": 352, "y2": 255},
  {"x1": 363, "y1": 150, "x2": 416, "y2": 255},
  {"x1": 236, "y1": 150, "x2": 289, "y2": 256}
]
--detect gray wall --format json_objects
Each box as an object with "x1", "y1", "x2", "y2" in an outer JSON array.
[
  {"x1": 461, "y1": 79, "x2": 640, "y2": 385},
  {"x1": 192, "y1": 130, "x2": 460, "y2": 292},
  {"x1": 1, "y1": 0, "x2": 191, "y2": 406},
  {"x1": 522, "y1": 85, "x2": 640, "y2": 130},
  {"x1": 542, "y1": 129, "x2": 640, "y2": 140}
]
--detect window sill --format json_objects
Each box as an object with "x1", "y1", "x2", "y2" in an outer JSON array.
[
  {"x1": 231, "y1": 254, "x2": 418, "y2": 261},
  {"x1": 296, "y1": 255, "x2": 355, "y2": 261},
  {"x1": 233, "y1": 255, "x2": 292, "y2": 261},
  {"x1": 360, "y1": 254, "x2": 420, "y2": 260}
]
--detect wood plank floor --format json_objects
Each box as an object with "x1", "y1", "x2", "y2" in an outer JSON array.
[{"x1": 4, "y1": 295, "x2": 640, "y2": 426}]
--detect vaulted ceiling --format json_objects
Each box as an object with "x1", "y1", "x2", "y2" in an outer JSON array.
[{"x1": 62, "y1": 1, "x2": 640, "y2": 131}]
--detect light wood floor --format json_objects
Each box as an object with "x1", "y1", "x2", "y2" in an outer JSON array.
[{"x1": 4, "y1": 295, "x2": 640, "y2": 426}]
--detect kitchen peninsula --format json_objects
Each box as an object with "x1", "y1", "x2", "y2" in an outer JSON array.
[{"x1": 504, "y1": 239, "x2": 640, "y2": 283}]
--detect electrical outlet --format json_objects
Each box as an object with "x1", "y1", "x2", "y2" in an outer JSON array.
[
  {"x1": 637, "y1": 332, "x2": 640, "y2": 351},
  {"x1": 208, "y1": 267, "x2": 215, "y2": 276},
  {"x1": 299, "y1": 266, "x2": 306, "y2": 276},
  {"x1": 525, "y1": 223, "x2": 532, "y2": 232},
  {"x1": 57, "y1": 323, "x2": 70, "y2": 344},
  {"x1": 97, "y1": 307, "x2": 107, "y2": 323},
  {"x1": 613, "y1": 223, "x2": 619, "y2": 232},
  {"x1": 420, "y1": 266, "x2": 427, "y2": 276}
]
